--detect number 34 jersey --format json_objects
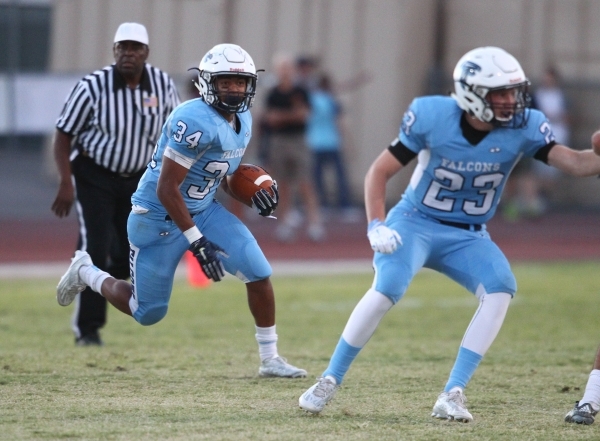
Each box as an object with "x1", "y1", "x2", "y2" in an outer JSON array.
[
  {"x1": 399, "y1": 95, "x2": 554, "y2": 225},
  {"x1": 133, "y1": 98, "x2": 252, "y2": 216}
]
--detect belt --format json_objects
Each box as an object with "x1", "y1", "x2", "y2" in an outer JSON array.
[
  {"x1": 437, "y1": 219, "x2": 483, "y2": 231},
  {"x1": 165, "y1": 212, "x2": 199, "y2": 221},
  {"x1": 115, "y1": 170, "x2": 145, "y2": 179},
  {"x1": 78, "y1": 154, "x2": 145, "y2": 179}
]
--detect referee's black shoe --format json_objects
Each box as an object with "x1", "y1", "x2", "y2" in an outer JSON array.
[{"x1": 75, "y1": 333, "x2": 104, "y2": 346}]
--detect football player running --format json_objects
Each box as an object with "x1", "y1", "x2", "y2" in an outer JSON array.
[
  {"x1": 299, "y1": 46, "x2": 600, "y2": 421},
  {"x1": 56, "y1": 44, "x2": 306, "y2": 379}
]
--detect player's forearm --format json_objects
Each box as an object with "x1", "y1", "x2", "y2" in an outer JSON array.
[
  {"x1": 364, "y1": 150, "x2": 403, "y2": 222},
  {"x1": 365, "y1": 199, "x2": 386, "y2": 224},
  {"x1": 364, "y1": 172, "x2": 388, "y2": 222},
  {"x1": 160, "y1": 193, "x2": 196, "y2": 233},
  {"x1": 549, "y1": 144, "x2": 600, "y2": 177},
  {"x1": 157, "y1": 178, "x2": 195, "y2": 232}
]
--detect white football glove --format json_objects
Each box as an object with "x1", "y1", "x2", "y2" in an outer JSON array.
[{"x1": 367, "y1": 219, "x2": 402, "y2": 254}]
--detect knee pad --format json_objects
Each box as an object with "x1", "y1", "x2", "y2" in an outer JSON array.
[
  {"x1": 134, "y1": 304, "x2": 168, "y2": 326},
  {"x1": 373, "y1": 261, "x2": 410, "y2": 304}
]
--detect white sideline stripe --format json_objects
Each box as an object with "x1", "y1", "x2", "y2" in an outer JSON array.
[{"x1": 0, "y1": 259, "x2": 374, "y2": 279}]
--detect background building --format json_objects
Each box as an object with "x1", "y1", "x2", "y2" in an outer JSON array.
[{"x1": 2, "y1": 0, "x2": 600, "y2": 210}]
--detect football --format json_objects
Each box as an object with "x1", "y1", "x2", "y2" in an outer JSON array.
[{"x1": 226, "y1": 164, "x2": 275, "y2": 207}]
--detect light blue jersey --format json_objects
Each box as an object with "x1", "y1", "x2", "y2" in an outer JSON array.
[
  {"x1": 125, "y1": 99, "x2": 271, "y2": 325},
  {"x1": 399, "y1": 96, "x2": 552, "y2": 224},
  {"x1": 133, "y1": 98, "x2": 252, "y2": 215},
  {"x1": 371, "y1": 96, "x2": 557, "y2": 303}
]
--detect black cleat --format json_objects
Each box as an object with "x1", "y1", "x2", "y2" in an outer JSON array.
[
  {"x1": 75, "y1": 333, "x2": 104, "y2": 347},
  {"x1": 565, "y1": 401, "x2": 597, "y2": 425}
]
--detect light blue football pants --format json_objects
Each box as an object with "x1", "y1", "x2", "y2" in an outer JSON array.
[{"x1": 126, "y1": 200, "x2": 272, "y2": 325}]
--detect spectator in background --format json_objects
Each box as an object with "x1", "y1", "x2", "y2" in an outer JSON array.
[
  {"x1": 296, "y1": 54, "x2": 373, "y2": 95},
  {"x1": 306, "y1": 73, "x2": 358, "y2": 221},
  {"x1": 51, "y1": 22, "x2": 181, "y2": 346},
  {"x1": 502, "y1": 66, "x2": 570, "y2": 220},
  {"x1": 296, "y1": 56, "x2": 320, "y2": 92},
  {"x1": 534, "y1": 67, "x2": 571, "y2": 146},
  {"x1": 262, "y1": 53, "x2": 324, "y2": 242},
  {"x1": 530, "y1": 67, "x2": 571, "y2": 203}
]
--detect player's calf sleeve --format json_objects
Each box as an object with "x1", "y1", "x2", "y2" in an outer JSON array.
[
  {"x1": 443, "y1": 293, "x2": 511, "y2": 392},
  {"x1": 461, "y1": 292, "x2": 512, "y2": 356},
  {"x1": 324, "y1": 290, "x2": 393, "y2": 384},
  {"x1": 581, "y1": 370, "x2": 600, "y2": 410},
  {"x1": 342, "y1": 288, "x2": 394, "y2": 348}
]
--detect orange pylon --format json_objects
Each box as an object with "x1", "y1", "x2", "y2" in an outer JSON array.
[{"x1": 184, "y1": 250, "x2": 212, "y2": 287}]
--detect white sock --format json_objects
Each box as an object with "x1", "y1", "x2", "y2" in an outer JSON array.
[
  {"x1": 78, "y1": 265, "x2": 110, "y2": 295},
  {"x1": 342, "y1": 288, "x2": 393, "y2": 348},
  {"x1": 581, "y1": 369, "x2": 600, "y2": 410},
  {"x1": 255, "y1": 325, "x2": 278, "y2": 362},
  {"x1": 461, "y1": 292, "x2": 511, "y2": 355}
]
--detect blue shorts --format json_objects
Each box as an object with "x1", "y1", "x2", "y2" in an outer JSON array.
[
  {"x1": 126, "y1": 200, "x2": 271, "y2": 324},
  {"x1": 373, "y1": 199, "x2": 517, "y2": 303}
]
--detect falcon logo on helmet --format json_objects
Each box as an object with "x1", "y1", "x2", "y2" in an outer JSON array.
[
  {"x1": 459, "y1": 61, "x2": 482, "y2": 81},
  {"x1": 191, "y1": 44, "x2": 259, "y2": 114},
  {"x1": 452, "y1": 46, "x2": 531, "y2": 128}
]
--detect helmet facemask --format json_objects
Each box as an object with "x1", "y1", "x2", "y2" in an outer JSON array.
[
  {"x1": 459, "y1": 80, "x2": 531, "y2": 128},
  {"x1": 191, "y1": 44, "x2": 258, "y2": 115},
  {"x1": 197, "y1": 71, "x2": 257, "y2": 114}
]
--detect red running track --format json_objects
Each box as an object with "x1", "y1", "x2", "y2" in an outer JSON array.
[{"x1": 1, "y1": 211, "x2": 600, "y2": 264}]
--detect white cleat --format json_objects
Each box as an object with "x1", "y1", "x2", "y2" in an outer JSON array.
[
  {"x1": 258, "y1": 356, "x2": 307, "y2": 378},
  {"x1": 299, "y1": 376, "x2": 339, "y2": 414},
  {"x1": 56, "y1": 250, "x2": 92, "y2": 306},
  {"x1": 431, "y1": 389, "x2": 473, "y2": 422}
]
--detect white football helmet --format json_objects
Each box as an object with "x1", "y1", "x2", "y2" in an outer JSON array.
[
  {"x1": 452, "y1": 46, "x2": 531, "y2": 128},
  {"x1": 194, "y1": 44, "x2": 257, "y2": 114}
]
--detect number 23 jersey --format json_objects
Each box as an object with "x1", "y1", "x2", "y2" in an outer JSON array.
[{"x1": 398, "y1": 95, "x2": 553, "y2": 225}]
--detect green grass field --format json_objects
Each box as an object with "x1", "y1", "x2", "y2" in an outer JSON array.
[{"x1": 1, "y1": 262, "x2": 599, "y2": 440}]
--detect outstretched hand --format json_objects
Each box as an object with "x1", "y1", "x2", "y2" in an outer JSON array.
[{"x1": 188, "y1": 237, "x2": 226, "y2": 282}]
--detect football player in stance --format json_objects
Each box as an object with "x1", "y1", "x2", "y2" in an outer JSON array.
[
  {"x1": 56, "y1": 44, "x2": 306, "y2": 379},
  {"x1": 299, "y1": 46, "x2": 600, "y2": 420}
]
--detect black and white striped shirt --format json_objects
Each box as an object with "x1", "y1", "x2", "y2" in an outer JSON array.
[{"x1": 56, "y1": 63, "x2": 180, "y2": 174}]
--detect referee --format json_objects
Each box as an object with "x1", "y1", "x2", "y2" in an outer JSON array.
[{"x1": 51, "y1": 22, "x2": 180, "y2": 346}]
